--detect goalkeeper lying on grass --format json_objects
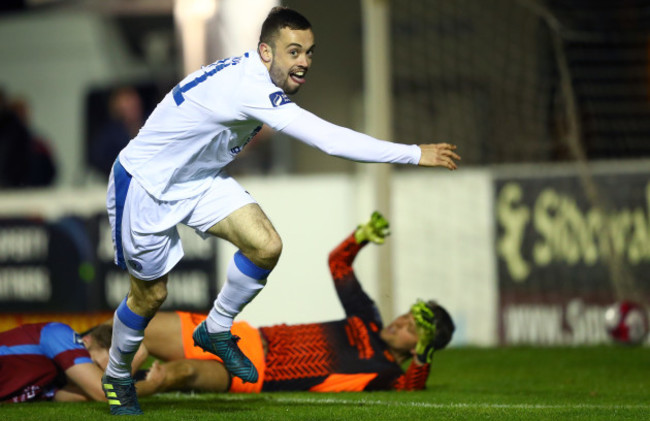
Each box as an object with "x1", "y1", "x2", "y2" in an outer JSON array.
[{"x1": 93, "y1": 212, "x2": 455, "y2": 396}]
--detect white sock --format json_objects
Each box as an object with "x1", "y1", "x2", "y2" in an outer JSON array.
[
  {"x1": 105, "y1": 298, "x2": 151, "y2": 378},
  {"x1": 206, "y1": 251, "x2": 270, "y2": 333}
]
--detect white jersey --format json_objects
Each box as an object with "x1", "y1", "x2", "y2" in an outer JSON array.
[{"x1": 120, "y1": 50, "x2": 421, "y2": 201}]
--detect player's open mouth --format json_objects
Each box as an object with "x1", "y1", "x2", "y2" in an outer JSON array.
[{"x1": 290, "y1": 69, "x2": 307, "y2": 84}]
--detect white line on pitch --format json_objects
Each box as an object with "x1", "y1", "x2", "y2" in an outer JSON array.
[
  {"x1": 267, "y1": 396, "x2": 650, "y2": 410},
  {"x1": 155, "y1": 393, "x2": 649, "y2": 410}
]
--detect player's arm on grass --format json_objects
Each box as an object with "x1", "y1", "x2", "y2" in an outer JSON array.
[
  {"x1": 134, "y1": 361, "x2": 166, "y2": 397},
  {"x1": 135, "y1": 360, "x2": 231, "y2": 396},
  {"x1": 54, "y1": 363, "x2": 107, "y2": 402}
]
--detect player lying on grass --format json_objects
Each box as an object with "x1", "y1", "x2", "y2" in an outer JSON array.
[
  {"x1": 0, "y1": 321, "x2": 111, "y2": 403},
  {"x1": 93, "y1": 212, "x2": 455, "y2": 394}
]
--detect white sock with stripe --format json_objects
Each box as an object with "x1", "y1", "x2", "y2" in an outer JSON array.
[
  {"x1": 206, "y1": 250, "x2": 271, "y2": 333},
  {"x1": 105, "y1": 297, "x2": 151, "y2": 379}
]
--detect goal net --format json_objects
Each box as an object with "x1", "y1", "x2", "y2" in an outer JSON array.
[
  {"x1": 389, "y1": 0, "x2": 650, "y2": 345},
  {"x1": 390, "y1": 0, "x2": 650, "y2": 164}
]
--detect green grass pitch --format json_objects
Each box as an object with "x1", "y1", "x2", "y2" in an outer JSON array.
[{"x1": 3, "y1": 346, "x2": 648, "y2": 420}]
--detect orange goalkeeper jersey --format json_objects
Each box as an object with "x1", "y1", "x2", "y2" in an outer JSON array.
[{"x1": 260, "y1": 233, "x2": 430, "y2": 392}]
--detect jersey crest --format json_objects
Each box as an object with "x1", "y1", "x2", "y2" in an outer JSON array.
[{"x1": 269, "y1": 91, "x2": 292, "y2": 107}]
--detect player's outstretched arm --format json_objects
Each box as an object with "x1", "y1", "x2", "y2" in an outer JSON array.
[
  {"x1": 282, "y1": 110, "x2": 462, "y2": 168},
  {"x1": 417, "y1": 143, "x2": 461, "y2": 170}
]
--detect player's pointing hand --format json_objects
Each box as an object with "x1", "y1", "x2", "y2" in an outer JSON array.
[{"x1": 417, "y1": 143, "x2": 461, "y2": 170}]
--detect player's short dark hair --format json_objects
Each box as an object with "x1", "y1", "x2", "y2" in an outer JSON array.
[
  {"x1": 426, "y1": 300, "x2": 455, "y2": 350},
  {"x1": 259, "y1": 6, "x2": 312, "y2": 47},
  {"x1": 83, "y1": 324, "x2": 112, "y2": 350}
]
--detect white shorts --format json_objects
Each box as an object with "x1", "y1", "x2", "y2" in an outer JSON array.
[{"x1": 107, "y1": 159, "x2": 256, "y2": 280}]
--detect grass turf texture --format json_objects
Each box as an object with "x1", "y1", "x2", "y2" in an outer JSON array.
[{"x1": 4, "y1": 346, "x2": 648, "y2": 420}]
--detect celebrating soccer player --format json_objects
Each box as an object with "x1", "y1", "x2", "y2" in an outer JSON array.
[{"x1": 103, "y1": 7, "x2": 460, "y2": 415}]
